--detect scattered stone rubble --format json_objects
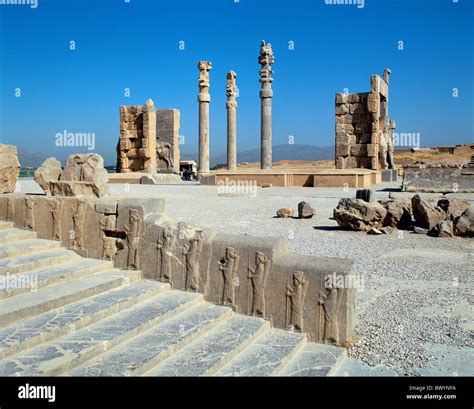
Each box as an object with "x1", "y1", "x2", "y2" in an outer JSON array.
[{"x1": 333, "y1": 194, "x2": 473, "y2": 238}]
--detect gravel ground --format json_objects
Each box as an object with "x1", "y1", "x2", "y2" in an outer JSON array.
[{"x1": 20, "y1": 179, "x2": 474, "y2": 376}]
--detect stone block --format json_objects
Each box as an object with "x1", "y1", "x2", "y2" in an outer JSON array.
[
  {"x1": 350, "y1": 144, "x2": 368, "y2": 157},
  {"x1": 336, "y1": 104, "x2": 349, "y2": 115},
  {"x1": 34, "y1": 158, "x2": 62, "y2": 195},
  {"x1": 336, "y1": 143, "x2": 350, "y2": 157},
  {"x1": 347, "y1": 94, "x2": 360, "y2": 103},
  {"x1": 0, "y1": 144, "x2": 20, "y2": 194},
  {"x1": 366, "y1": 144, "x2": 376, "y2": 157},
  {"x1": 335, "y1": 93, "x2": 348, "y2": 104},
  {"x1": 345, "y1": 157, "x2": 358, "y2": 169}
]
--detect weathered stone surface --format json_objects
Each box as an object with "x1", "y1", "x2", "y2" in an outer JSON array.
[
  {"x1": 413, "y1": 226, "x2": 429, "y2": 235},
  {"x1": 403, "y1": 164, "x2": 474, "y2": 193},
  {"x1": 0, "y1": 144, "x2": 20, "y2": 194},
  {"x1": 381, "y1": 226, "x2": 394, "y2": 235},
  {"x1": 276, "y1": 208, "x2": 294, "y2": 218},
  {"x1": 411, "y1": 194, "x2": 445, "y2": 230},
  {"x1": 454, "y1": 207, "x2": 474, "y2": 237},
  {"x1": 378, "y1": 198, "x2": 413, "y2": 229},
  {"x1": 140, "y1": 174, "x2": 182, "y2": 185},
  {"x1": 297, "y1": 201, "x2": 315, "y2": 219},
  {"x1": 367, "y1": 227, "x2": 382, "y2": 235},
  {"x1": 34, "y1": 158, "x2": 62, "y2": 195},
  {"x1": 62, "y1": 154, "x2": 108, "y2": 185},
  {"x1": 333, "y1": 198, "x2": 387, "y2": 231},
  {"x1": 49, "y1": 181, "x2": 108, "y2": 198},
  {"x1": 437, "y1": 198, "x2": 470, "y2": 220},
  {"x1": 429, "y1": 220, "x2": 454, "y2": 238}
]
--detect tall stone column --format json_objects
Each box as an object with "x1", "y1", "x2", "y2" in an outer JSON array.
[
  {"x1": 226, "y1": 71, "x2": 238, "y2": 171},
  {"x1": 197, "y1": 61, "x2": 212, "y2": 174},
  {"x1": 258, "y1": 40, "x2": 275, "y2": 170}
]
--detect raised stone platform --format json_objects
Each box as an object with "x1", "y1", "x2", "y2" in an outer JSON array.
[
  {"x1": 201, "y1": 168, "x2": 381, "y2": 188},
  {"x1": 403, "y1": 164, "x2": 474, "y2": 193},
  {"x1": 108, "y1": 172, "x2": 182, "y2": 185}
]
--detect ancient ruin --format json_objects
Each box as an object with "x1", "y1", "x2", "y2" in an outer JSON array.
[
  {"x1": 258, "y1": 40, "x2": 275, "y2": 170},
  {"x1": 197, "y1": 61, "x2": 212, "y2": 175},
  {"x1": 0, "y1": 144, "x2": 20, "y2": 194},
  {"x1": 335, "y1": 69, "x2": 396, "y2": 173},
  {"x1": 226, "y1": 71, "x2": 238, "y2": 171}
]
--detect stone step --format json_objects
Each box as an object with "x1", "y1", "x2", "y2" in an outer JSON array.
[
  {"x1": 0, "y1": 239, "x2": 61, "y2": 260},
  {"x1": 0, "y1": 270, "x2": 136, "y2": 327},
  {"x1": 0, "y1": 228, "x2": 36, "y2": 245},
  {"x1": 0, "y1": 222, "x2": 14, "y2": 231},
  {"x1": 0, "y1": 248, "x2": 75, "y2": 276},
  {"x1": 144, "y1": 315, "x2": 271, "y2": 376},
  {"x1": 0, "y1": 280, "x2": 170, "y2": 359},
  {"x1": 0, "y1": 258, "x2": 115, "y2": 299},
  {"x1": 216, "y1": 329, "x2": 307, "y2": 376},
  {"x1": 278, "y1": 343, "x2": 346, "y2": 376},
  {"x1": 0, "y1": 290, "x2": 203, "y2": 376},
  {"x1": 69, "y1": 302, "x2": 232, "y2": 376}
]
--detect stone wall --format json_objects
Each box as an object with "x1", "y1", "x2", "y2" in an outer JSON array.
[
  {"x1": 335, "y1": 71, "x2": 394, "y2": 171},
  {"x1": 117, "y1": 99, "x2": 157, "y2": 173},
  {"x1": 0, "y1": 193, "x2": 356, "y2": 345},
  {"x1": 403, "y1": 164, "x2": 474, "y2": 193},
  {"x1": 156, "y1": 109, "x2": 180, "y2": 173}
]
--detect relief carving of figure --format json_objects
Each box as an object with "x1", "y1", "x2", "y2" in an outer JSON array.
[
  {"x1": 183, "y1": 230, "x2": 203, "y2": 292},
  {"x1": 380, "y1": 120, "x2": 396, "y2": 170},
  {"x1": 72, "y1": 199, "x2": 86, "y2": 250},
  {"x1": 247, "y1": 251, "x2": 270, "y2": 317},
  {"x1": 6, "y1": 197, "x2": 14, "y2": 222},
  {"x1": 156, "y1": 142, "x2": 174, "y2": 170},
  {"x1": 218, "y1": 247, "x2": 240, "y2": 307},
  {"x1": 49, "y1": 199, "x2": 62, "y2": 240},
  {"x1": 286, "y1": 271, "x2": 309, "y2": 332},
  {"x1": 100, "y1": 215, "x2": 117, "y2": 261},
  {"x1": 318, "y1": 283, "x2": 343, "y2": 344},
  {"x1": 157, "y1": 228, "x2": 174, "y2": 282},
  {"x1": 25, "y1": 197, "x2": 35, "y2": 231},
  {"x1": 124, "y1": 209, "x2": 141, "y2": 269}
]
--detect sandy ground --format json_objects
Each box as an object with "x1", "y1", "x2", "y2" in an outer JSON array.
[{"x1": 19, "y1": 178, "x2": 474, "y2": 376}]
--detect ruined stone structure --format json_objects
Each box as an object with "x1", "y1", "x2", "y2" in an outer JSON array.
[
  {"x1": 35, "y1": 154, "x2": 109, "y2": 198},
  {"x1": 0, "y1": 144, "x2": 20, "y2": 194},
  {"x1": 197, "y1": 61, "x2": 212, "y2": 175},
  {"x1": 259, "y1": 41, "x2": 275, "y2": 170},
  {"x1": 156, "y1": 109, "x2": 180, "y2": 174},
  {"x1": 226, "y1": 71, "x2": 238, "y2": 171},
  {"x1": 117, "y1": 99, "x2": 157, "y2": 173},
  {"x1": 335, "y1": 69, "x2": 396, "y2": 171},
  {"x1": 0, "y1": 191, "x2": 355, "y2": 345}
]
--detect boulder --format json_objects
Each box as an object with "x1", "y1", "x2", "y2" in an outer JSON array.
[
  {"x1": 34, "y1": 157, "x2": 62, "y2": 195},
  {"x1": 367, "y1": 227, "x2": 383, "y2": 235},
  {"x1": 0, "y1": 144, "x2": 20, "y2": 193},
  {"x1": 333, "y1": 198, "x2": 387, "y2": 232},
  {"x1": 437, "y1": 197, "x2": 470, "y2": 220},
  {"x1": 429, "y1": 220, "x2": 455, "y2": 238},
  {"x1": 411, "y1": 194, "x2": 445, "y2": 230},
  {"x1": 378, "y1": 198, "x2": 413, "y2": 229},
  {"x1": 454, "y1": 207, "x2": 474, "y2": 237},
  {"x1": 297, "y1": 201, "x2": 315, "y2": 219},
  {"x1": 276, "y1": 208, "x2": 294, "y2": 218},
  {"x1": 413, "y1": 226, "x2": 429, "y2": 235}
]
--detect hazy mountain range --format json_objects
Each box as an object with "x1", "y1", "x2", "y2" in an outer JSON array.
[{"x1": 18, "y1": 144, "x2": 335, "y2": 168}]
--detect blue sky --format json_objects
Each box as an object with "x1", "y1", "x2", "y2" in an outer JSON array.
[{"x1": 0, "y1": 0, "x2": 472, "y2": 166}]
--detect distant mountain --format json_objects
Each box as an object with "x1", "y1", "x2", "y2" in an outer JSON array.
[
  {"x1": 17, "y1": 144, "x2": 335, "y2": 169},
  {"x1": 211, "y1": 144, "x2": 334, "y2": 167}
]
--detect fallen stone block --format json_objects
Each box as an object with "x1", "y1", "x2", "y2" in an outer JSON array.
[
  {"x1": 356, "y1": 189, "x2": 374, "y2": 203},
  {"x1": 413, "y1": 226, "x2": 429, "y2": 235},
  {"x1": 140, "y1": 173, "x2": 182, "y2": 185},
  {"x1": 333, "y1": 198, "x2": 387, "y2": 232},
  {"x1": 454, "y1": 207, "x2": 474, "y2": 237},
  {"x1": 34, "y1": 158, "x2": 62, "y2": 195},
  {"x1": 0, "y1": 144, "x2": 20, "y2": 194},
  {"x1": 411, "y1": 194, "x2": 445, "y2": 230},
  {"x1": 297, "y1": 201, "x2": 315, "y2": 219},
  {"x1": 276, "y1": 208, "x2": 294, "y2": 218},
  {"x1": 437, "y1": 197, "x2": 470, "y2": 220},
  {"x1": 379, "y1": 198, "x2": 413, "y2": 229},
  {"x1": 429, "y1": 220, "x2": 455, "y2": 238}
]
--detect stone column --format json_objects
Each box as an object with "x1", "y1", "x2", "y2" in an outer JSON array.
[
  {"x1": 258, "y1": 40, "x2": 275, "y2": 170},
  {"x1": 197, "y1": 61, "x2": 212, "y2": 174},
  {"x1": 226, "y1": 71, "x2": 238, "y2": 171}
]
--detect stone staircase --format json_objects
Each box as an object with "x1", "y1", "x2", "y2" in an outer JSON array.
[{"x1": 0, "y1": 221, "x2": 347, "y2": 377}]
